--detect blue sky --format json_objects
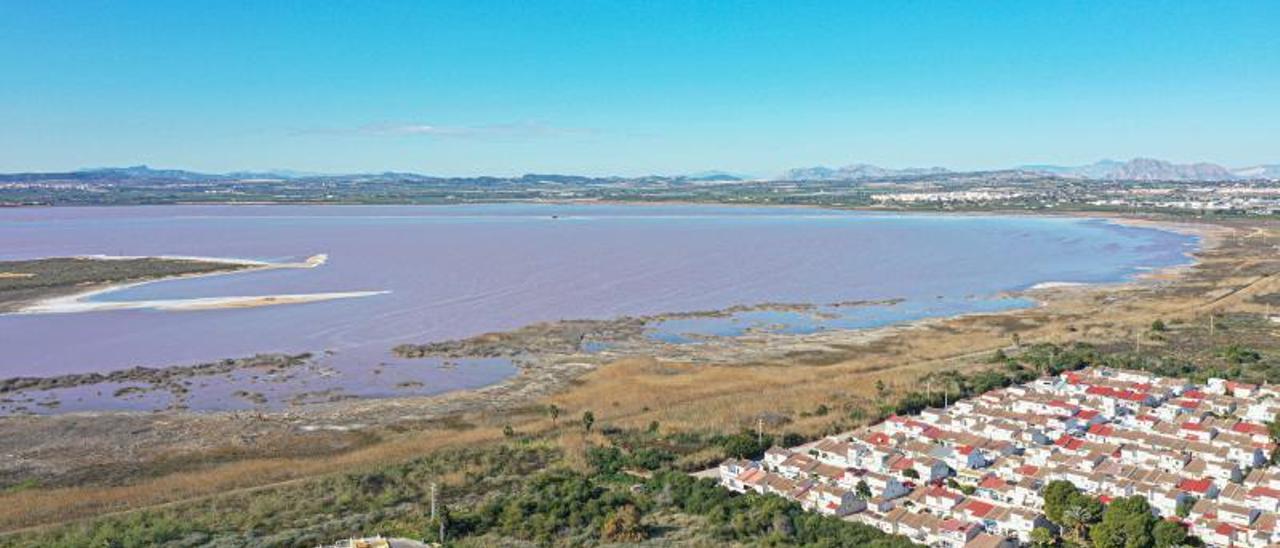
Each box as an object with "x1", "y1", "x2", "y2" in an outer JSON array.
[{"x1": 1, "y1": 1, "x2": 1277, "y2": 176}]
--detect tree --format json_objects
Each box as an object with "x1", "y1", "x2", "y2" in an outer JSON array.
[
  {"x1": 721, "y1": 432, "x2": 766, "y2": 459},
  {"x1": 1030, "y1": 527, "x2": 1058, "y2": 548},
  {"x1": 1151, "y1": 319, "x2": 1167, "y2": 332},
  {"x1": 1222, "y1": 344, "x2": 1261, "y2": 365},
  {"x1": 770, "y1": 511, "x2": 795, "y2": 538},
  {"x1": 1044, "y1": 480, "x2": 1081, "y2": 525},
  {"x1": 781, "y1": 432, "x2": 807, "y2": 446},
  {"x1": 1060, "y1": 493, "x2": 1102, "y2": 541},
  {"x1": 855, "y1": 480, "x2": 871, "y2": 500},
  {"x1": 1090, "y1": 496, "x2": 1157, "y2": 548},
  {"x1": 902, "y1": 468, "x2": 919, "y2": 479},
  {"x1": 547, "y1": 404, "x2": 560, "y2": 424},
  {"x1": 875, "y1": 380, "x2": 888, "y2": 400},
  {"x1": 648, "y1": 420, "x2": 660, "y2": 434},
  {"x1": 1268, "y1": 413, "x2": 1280, "y2": 444},
  {"x1": 1175, "y1": 496, "x2": 1196, "y2": 518},
  {"x1": 582, "y1": 410, "x2": 594, "y2": 433},
  {"x1": 1152, "y1": 520, "x2": 1188, "y2": 548},
  {"x1": 601, "y1": 504, "x2": 646, "y2": 542}
]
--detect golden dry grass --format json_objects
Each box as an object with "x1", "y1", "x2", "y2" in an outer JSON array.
[{"x1": 0, "y1": 425, "x2": 513, "y2": 532}]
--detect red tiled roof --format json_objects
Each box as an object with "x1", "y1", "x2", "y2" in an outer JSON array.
[
  {"x1": 1249, "y1": 486, "x2": 1280, "y2": 499},
  {"x1": 1055, "y1": 435, "x2": 1085, "y2": 450},
  {"x1": 1076, "y1": 409, "x2": 1100, "y2": 420},
  {"x1": 1119, "y1": 390, "x2": 1147, "y2": 402},
  {"x1": 1183, "y1": 389, "x2": 1205, "y2": 399},
  {"x1": 1086, "y1": 385, "x2": 1147, "y2": 402},
  {"x1": 940, "y1": 518, "x2": 976, "y2": 532},
  {"x1": 965, "y1": 499, "x2": 996, "y2": 518},
  {"x1": 979, "y1": 475, "x2": 1005, "y2": 489},
  {"x1": 1233, "y1": 422, "x2": 1268, "y2": 436},
  {"x1": 1215, "y1": 522, "x2": 1242, "y2": 536},
  {"x1": 1088, "y1": 423, "x2": 1114, "y2": 436},
  {"x1": 1178, "y1": 478, "x2": 1214, "y2": 494},
  {"x1": 738, "y1": 468, "x2": 768, "y2": 484},
  {"x1": 1227, "y1": 381, "x2": 1257, "y2": 392},
  {"x1": 865, "y1": 432, "x2": 891, "y2": 446},
  {"x1": 928, "y1": 486, "x2": 963, "y2": 500},
  {"x1": 890, "y1": 456, "x2": 915, "y2": 471}
]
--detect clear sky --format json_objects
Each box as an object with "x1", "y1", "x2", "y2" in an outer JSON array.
[{"x1": 1, "y1": 1, "x2": 1277, "y2": 176}]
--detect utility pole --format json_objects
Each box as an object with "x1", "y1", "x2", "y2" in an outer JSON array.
[
  {"x1": 1210, "y1": 313, "x2": 1216, "y2": 338},
  {"x1": 757, "y1": 417, "x2": 764, "y2": 446},
  {"x1": 430, "y1": 482, "x2": 437, "y2": 521}
]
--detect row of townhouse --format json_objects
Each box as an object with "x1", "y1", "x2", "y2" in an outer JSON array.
[{"x1": 713, "y1": 367, "x2": 1280, "y2": 547}]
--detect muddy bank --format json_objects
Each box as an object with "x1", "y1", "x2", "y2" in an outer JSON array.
[
  {"x1": 390, "y1": 299, "x2": 907, "y2": 361},
  {"x1": 0, "y1": 354, "x2": 312, "y2": 395}
]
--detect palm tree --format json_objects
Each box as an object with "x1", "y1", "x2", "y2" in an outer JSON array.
[{"x1": 1061, "y1": 500, "x2": 1100, "y2": 541}]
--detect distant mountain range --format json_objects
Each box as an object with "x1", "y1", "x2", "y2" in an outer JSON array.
[
  {"x1": 781, "y1": 164, "x2": 952, "y2": 181},
  {"x1": 782, "y1": 158, "x2": 1280, "y2": 182},
  {"x1": 1020, "y1": 158, "x2": 1279, "y2": 182},
  {"x1": 4, "y1": 159, "x2": 1280, "y2": 185}
]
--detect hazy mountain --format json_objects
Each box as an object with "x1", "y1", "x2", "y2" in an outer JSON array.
[
  {"x1": 1021, "y1": 158, "x2": 1239, "y2": 181},
  {"x1": 0, "y1": 165, "x2": 222, "y2": 183},
  {"x1": 225, "y1": 169, "x2": 329, "y2": 179},
  {"x1": 782, "y1": 163, "x2": 951, "y2": 181},
  {"x1": 1020, "y1": 160, "x2": 1125, "y2": 179},
  {"x1": 1232, "y1": 165, "x2": 1280, "y2": 180},
  {"x1": 682, "y1": 170, "x2": 750, "y2": 181},
  {"x1": 76, "y1": 165, "x2": 220, "y2": 181}
]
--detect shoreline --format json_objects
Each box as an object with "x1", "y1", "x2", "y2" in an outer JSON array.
[{"x1": 0, "y1": 210, "x2": 1214, "y2": 418}]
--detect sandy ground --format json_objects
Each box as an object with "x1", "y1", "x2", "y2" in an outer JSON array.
[
  {"x1": 1, "y1": 213, "x2": 1277, "y2": 534},
  {"x1": 20, "y1": 290, "x2": 388, "y2": 314}
]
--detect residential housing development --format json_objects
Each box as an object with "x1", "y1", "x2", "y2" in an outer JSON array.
[{"x1": 716, "y1": 368, "x2": 1280, "y2": 547}]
